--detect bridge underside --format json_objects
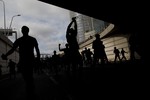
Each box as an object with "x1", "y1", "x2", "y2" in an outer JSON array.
[
  {"x1": 38, "y1": 0, "x2": 147, "y2": 34},
  {"x1": 38, "y1": 0, "x2": 146, "y2": 62}
]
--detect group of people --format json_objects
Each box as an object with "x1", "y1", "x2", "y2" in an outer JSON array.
[
  {"x1": 81, "y1": 34, "x2": 128, "y2": 65},
  {"x1": 113, "y1": 47, "x2": 128, "y2": 62},
  {"x1": 0, "y1": 17, "x2": 141, "y2": 98},
  {"x1": 0, "y1": 17, "x2": 81, "y2": 97}
]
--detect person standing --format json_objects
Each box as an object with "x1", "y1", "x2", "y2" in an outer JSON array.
[
  {"x1": 59, "y1": 43, "x2": 71, "y2": 72},
  {"x1": 121, "y1": 48, "x2": 127, "y2": 61},
  {"x1": 1, "y1": 25, "x2": 40, "y2": 98},
  {"x1": 66, "y1": 17, "x2": 82, "y2": 74},
  {"x1": 92, "y1": 34, "x2": 106, "y2": 65},
  {"x1": 113, "y1": 47, "x2": 121, "y2": 62}
]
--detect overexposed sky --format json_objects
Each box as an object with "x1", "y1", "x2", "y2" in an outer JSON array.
[{"x1": 0, "y1": 0, "x2": 71, "y2": 55}]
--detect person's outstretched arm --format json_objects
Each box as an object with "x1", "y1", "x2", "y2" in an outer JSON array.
[
  {"x1": 66, "y1": 17, "x2": 77, "y2": 37},
  {"x1": 66, "y1": 20, "x2": 74, "y2": 37},
  {"x1": 73, "y1": 17, "x2": 77, "y2": 36},
  {"x1": 1, "y1": 40, "x2": 18, "y2": 60},
  {"x1": 34, "y1": 39, "x2": 40, "y2": 61}
]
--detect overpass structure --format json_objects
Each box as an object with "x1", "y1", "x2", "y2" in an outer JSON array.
[
  {"x1": 78, "y1": 23, "x2": 134, "y2": 61},
  {"x1": 38, "y1": 0, "x2": 145, "y2": 61},
  {"x1": 0, "y1": 30, "x2": 19, "y2": 75},
  {"x1": 38, "y1": 0, "x2": 146, "y2": 33}
]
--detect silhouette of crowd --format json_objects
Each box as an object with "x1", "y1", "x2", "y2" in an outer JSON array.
[{"x1": 0, "y1": 16, "x2": 143, "y2": 99}]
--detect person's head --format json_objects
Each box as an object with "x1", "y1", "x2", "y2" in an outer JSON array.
[
  {"x1": 9, "y1": 59, "x2": 12, "y2": 62},
  {"x1": 21, "y1": 26, "x2": 29, "y2": 37},
  {"x1": 65, "y1": 43, "x2": 69, "y2": 48},
  {"x1": 68, "y1": 28, "x2": 75, "y2": 35},
  {"x1": 72, "y1": 17, "x2": 76, "y2": 21},
  {"x1": 95, "y1": 34, "x2": 100, "y2": 39},
  {"x1": 85, "y1": 47, "x2": 87, "y2": 50},
  {"x1": 53, "y1": 50, "x2": 56, "y2": 54}
]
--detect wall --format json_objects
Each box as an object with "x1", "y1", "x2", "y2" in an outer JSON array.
[
  {"x1": 0, "y1": 33, "x2": 19, "y2": 75},
  {"x1": 79, "y1": 24, "x2": 141, "y2": 62}
]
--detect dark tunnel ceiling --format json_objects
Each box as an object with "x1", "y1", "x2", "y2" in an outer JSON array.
[{"x1": 38, "y1": 0, "x2": 147, "y2": 33}]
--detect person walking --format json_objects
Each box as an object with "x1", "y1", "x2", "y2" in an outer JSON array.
[
  {"x1": 121, "y1": 48, "x2": 127, "y2": 61},
  {"x1": 1, "y1": 25, "x2": 40, "y2": 98},
  {"x1": 113, "y1": 47, "x2": 121, "y2": 63}
]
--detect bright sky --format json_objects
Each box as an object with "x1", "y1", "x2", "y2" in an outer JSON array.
[{"x1": 0, "y1": 0, "x2": 71, "y2": 55}]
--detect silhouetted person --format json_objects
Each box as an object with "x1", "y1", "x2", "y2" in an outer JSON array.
[
  {"x1": 121, "y1": 48, "x2": 127, "y2": 61},
  {"x1": 128, "y1": 32, "x2": 146, "y2": 63},
  {"x1": 7, "y1": 59, "x2": 16, "y2": 79},
  {"x1": 86, "y1": 48, "x2": 93, "y2": 65},
  {"x1": 101, "y1": 41, "x2": 109, "y2": 64},
  {"x1": 51, "y1": 50, "x2": 60, "y2": 75},
  {"x1": 92, "y1": 34, "x2": 106, "y2": 65},
  {"x1": 113, "y1": 47, "x2": 121, "y2": 62},
  {"x1": 1, "y1": 26, "x2": 40, "y2": 98},
  {"x1": 81, "y1": 47, "x2": 88, "y2": 65},
  {"x1": 66, "y1": 17, "x2": 82, "y2": 75},
  {"x1": 128, "y1": 33, "x2": 136, "y2": 61},
  {"x1": 59, "y1": 43, "x2": 71, "y2": 71}
]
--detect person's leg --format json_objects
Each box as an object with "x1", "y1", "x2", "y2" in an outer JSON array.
[{"x1": 21, "y1": 65, "x2": 35, "y2": 98}]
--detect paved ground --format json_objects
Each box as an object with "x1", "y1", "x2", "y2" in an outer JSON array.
[
  {"x1": 0, "y1": 72, "x2": 71, "y2": 100},
  {"x1": 0, "y1": 60, "x2": 148, "y2": 100}
]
